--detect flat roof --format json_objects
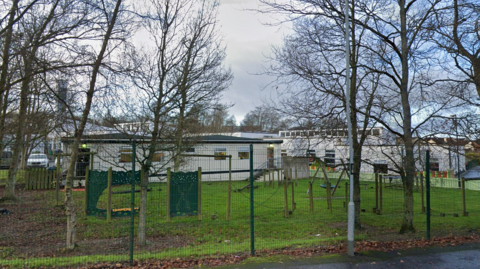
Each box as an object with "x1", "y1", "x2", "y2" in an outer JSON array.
[{"x1": 61, "y1": 133, "x2": 283, "y2": 144}]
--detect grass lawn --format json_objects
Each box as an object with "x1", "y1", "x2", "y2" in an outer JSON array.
[{"x1": 1, "y1": 173, "x2": 480, "y2": 268}]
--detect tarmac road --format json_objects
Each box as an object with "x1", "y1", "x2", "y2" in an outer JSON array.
[{"x1": 224, "y1": 243, "x2": 480, "y2": 269}]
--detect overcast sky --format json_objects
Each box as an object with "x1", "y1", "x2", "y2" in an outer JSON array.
[{"x1": 217, "y1": 0, "x2": 290, "y2": 123}]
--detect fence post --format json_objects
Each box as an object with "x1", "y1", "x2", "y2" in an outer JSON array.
[
  {"x1": 374, "y1": 173, "x2": 378, "y2": 213},
  {"x1": 326, "y1": 181, "x2": 332, "y2": 212},
  {"x1": 56, "y1": 155, "x2": 61, "y2": 206},
  {"x1": 226, "y1": 156, "x2": 232, "y2": 221},
  {"x1": 198, "y1": 167, "x2": 202, "y2": 221},
  {"x1": 420, "y1": 173, "x2": 425, "y2": 213},
  {"x1": 166, "y1": 168, "x2": 171, "y2": 222},
  {"x1": 263, "y1": 169, "x2": 266, "y2": 187},
  {"x1": 377, "y1": 174, "x2": 383, "y2": 215},
  {"x1": 107, "y1": 167, "x2": 112, "y2": 223},
  {"x1": 130, "y1": 139, "x2": 136, "y2": 266},
  {"x1": 249, "y1": 143, "x2": 255, "y2": 255},
  {"x1": 426, "y1": 150, "x2": 431, "y2": 240},
  {"x1": 283, "y1": 172, "x2": 289, "y2": 218},
  {"x1": 294, "y1": 162, "x2": 298, "y2": 186},
  {"x1": 462, "y1": 178, "x2": 467, "y2": 216},
  {"x1": 309, "y1": 182, "x2": 314, "y2": 213},
  {"x1": 291, "y1": 177, "x2": 296, "y2": 211},
  {"x1": 345, "y1": 182, "x2": 348, "y2": 211},
  {"x1": 84, "y1": 167, "x2": 90, "y2": 216}
]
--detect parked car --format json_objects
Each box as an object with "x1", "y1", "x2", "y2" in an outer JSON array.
[
  {"x1": 27, "y1": 153, "x2": 49, "y2": 168},
  {"x1": 0, "y1": 151, "x2": 12, "y2": 169}
]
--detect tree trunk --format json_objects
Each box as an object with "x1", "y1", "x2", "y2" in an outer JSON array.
[
  {"x1": 65, "y1": 146, "x2": 79, "y2": 249},
  {"x1": 399, "y1": 0, "x2": 415, "y2": 233},
  {"x1": 64, "y1": 0, "x2": 123, "y2": 249},
  {"x1": 4, "y1": 57, "x2": 34, "y2": 201},
  {"x1": 0, "y1": 0, "x2": 20, "y2": 201}
]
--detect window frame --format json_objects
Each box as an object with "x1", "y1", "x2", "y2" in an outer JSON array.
[
  {"x1": 119, "y1": 147, "x2": 133, "y2": 163},
  {"x1": 238, "y1": 146, "x2": 250, "y2": 160},
  {"x1": 214, "y1": 147, "x2": 227, "y2": 160}
]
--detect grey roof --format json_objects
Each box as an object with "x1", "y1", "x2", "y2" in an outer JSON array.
[
  {"x1": 62, "y1": 133, "x2": 283, "y2": 144},
  {"x1": 461, "y1": 166, "x2": 480, "y2": 180}
]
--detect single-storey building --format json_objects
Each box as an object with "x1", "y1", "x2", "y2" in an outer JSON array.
[{"x1": 60, "y1": 134, "x2": 284, "y2": 182}]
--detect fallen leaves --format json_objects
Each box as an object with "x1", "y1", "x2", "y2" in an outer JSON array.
[{"x1": 79, "y1": 234, "x2": 480, "y2": 269}]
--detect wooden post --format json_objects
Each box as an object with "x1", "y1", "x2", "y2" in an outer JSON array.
[
  {"x1": 378, "y1": 174, "x2": 383, "y2": 215},
  {"x1": 84, "y1": 167, "x2": 90, "y2": 216},
  {"x1": 420, "y1": 174, "x2": 425, "y2": 213},
  {"x1": 166, "y1": 168, "x2": 171, "y2": 222},
  {"x1": 326, "y1": 181, "x2": 332, "y2": 212},
  {"x1": 294, "y1": 162, "x2": 298, "y2": 186},
  {"x1": 263, "y1": 169, "x2": 266, "y2": 187},
  {"x1": 374, "y1": 173, "x2": 378, "y2": 213},
  {"x1": 90, "y1": 154, "x2": 95, "y2": 171},
  {"x1": 291, "y1": 177, "x2": 296, "y2": 210},
  {"x1": 25, "y1": 169, "x2": 29, "y2": 190},
  {"x1": 462, "y1": 178, "x2": 467, "y2": 216},
  {"x1": 309, "y1": 182, "x2": 314, "y2": 213},
  {"x1": 107, "y1": 167, "x2": 113, "y2": 222},
  {"x1": 55, "y1": 155, "x2": 61, "y2": 206},
  {"x1": 43, "y1": 167, "x2": 47, "y2": 189},
  {"x1": 226, "y1": 157, "x2": 232, "y2": 221},
  {"x1": 198, "y1": 167, "x2": 202, "y2": 221},
  {"x1": 345, "y1": 182, "x2": 348, "y2": 211},
  {"x1": 283, "y1": 173, "x2": 289, "y2": 218}
]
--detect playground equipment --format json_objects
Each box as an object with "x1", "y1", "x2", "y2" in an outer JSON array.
[{"x1": 84, "y1": 167, "x2": 141, "y2": 221}]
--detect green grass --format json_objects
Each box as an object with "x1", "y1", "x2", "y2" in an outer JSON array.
[{"x1": 2, "y1": 173, "x2": 480, "y2": 268}]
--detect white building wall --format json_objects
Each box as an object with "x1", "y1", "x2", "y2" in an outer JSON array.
[
  {"x1": 281, "y1": 137, "x2": 466, "y2": 175},
  {"x1": 63, "y1": 141, "x2": 282, "y2": 182}
]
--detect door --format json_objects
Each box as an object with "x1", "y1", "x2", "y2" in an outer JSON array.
[
  {"x1": 267, "y1": 147, "x2": 274, "y2": 168},
  {"x1": 76, "y1": 148, "x2": 90, "y2": 177}
]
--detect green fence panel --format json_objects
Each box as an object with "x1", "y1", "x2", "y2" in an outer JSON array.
[
  {"x1": 170, "y1": 171, "x2": 198, "y2": 217},
  {"x1": 86, "y1": 170, "x2": 141, "y2": 217}
]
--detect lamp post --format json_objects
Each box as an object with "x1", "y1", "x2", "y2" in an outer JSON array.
[
  {"x1": 451, "y1": 115, "x2": 461, "y2": 188},
  {"x1": 344, "y1": 0, "x2": 355, "y2": 257}
]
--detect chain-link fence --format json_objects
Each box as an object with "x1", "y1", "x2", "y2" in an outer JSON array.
[{"x1": 1, "y1": 142, "x2": 480, "y2": 268}]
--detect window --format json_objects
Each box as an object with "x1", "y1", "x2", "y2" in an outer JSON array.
[
  {"x1": 281, "y1": 149, "x2": 287, "y2": 157},
  {"x1": 430, "y1": 157, "x2": 440, "y2": 171},
  {"x1": 325, "y1": 150, "x2": 335, "y2": 168},
  {"x1": 119, "y1": 147, "x2": 132, "y2": 163},
  {"x1": 214, "y1": 147, "x2": 227, "y2": 160},
  {"x1": 372, "y1": 128, "x2": 380, "y2": 136},
  {"x1": 238, "y1": 147, "x2": 249, "y2": 160},
  {"x1": 152, "y1": 152, "x2": 165, "y2": 162},
  {"x1": 307, "y1": 149, "x2": 316, "y2": 164},
  {"x1": 373, "y1": 160, "x2": 388, "y2": 174},
  {"x1": 185, "y1": 147, "x2": 195, "y2": 153},
  {"x1": 280, "y1": 132, "x2": 286, "y2": 137}
]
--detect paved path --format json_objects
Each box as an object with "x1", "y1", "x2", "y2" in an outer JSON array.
[{"x1": 225, "y1": 243, "x2": 480, "y2": 269}]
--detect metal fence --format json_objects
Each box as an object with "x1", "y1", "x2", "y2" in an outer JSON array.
[{"x1": 1, "y1": 143, "x2": 479, "y2": 268}]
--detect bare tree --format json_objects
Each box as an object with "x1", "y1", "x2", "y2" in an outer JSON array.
[
  {"x1": 431, "y1": 0, "x2": 480, "y2": 99},
  {"x1": 62, "y1": 0, "x2": 125, "y2": 250},
  {"x1": 125, "y1": 0, "x2": 231, "y2": 246},
  {"x1": 240, "y1": 105, "x2": 288, "y2": 133},
  {"x1": 260, "y1": 0, "x2": 379, "y2": 229}
]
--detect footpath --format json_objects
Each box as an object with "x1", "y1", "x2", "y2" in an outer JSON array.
[{"x1": 224, "y1": 243, "x2": 480, "y2": 269}]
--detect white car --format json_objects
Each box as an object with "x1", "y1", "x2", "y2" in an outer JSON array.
[{"x1": 27, "y1": 154, "x2": 49, "y2": 168}]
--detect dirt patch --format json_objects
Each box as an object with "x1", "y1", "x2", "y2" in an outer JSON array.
[{"x1": 0, "y1": 187, "x2": 192, "y2": 259}]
